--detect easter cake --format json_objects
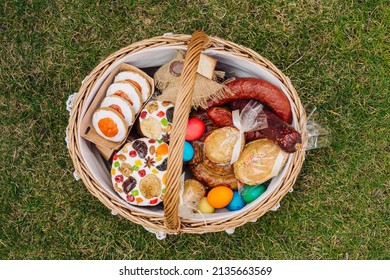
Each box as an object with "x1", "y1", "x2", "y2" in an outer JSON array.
[{"x1": 111, "y1": 138, "x2": 169, "y2": 206}]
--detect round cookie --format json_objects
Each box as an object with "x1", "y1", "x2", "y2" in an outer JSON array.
[
  {"x1": 139, "y1": 100, "x2": 174, "y2": 142},
  {"x1": 106, "y1": 82, "x2": 143, "y2": 114},
  {"x1": 111, "y1": 138, "x2": 169, "y2": 206},
  {"x1": 114, "y1": 71, "x2": 151, "y2": 102},
  {"x1": 100, "y1": 95, "x2": 135, "y2": 127},
  {"x1": 92, "y1": 107, "x2": 128, "y2": 142}
]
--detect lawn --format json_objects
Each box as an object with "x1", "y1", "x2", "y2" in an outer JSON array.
[{"x1": 0, "y1": 0, "x2": 389, "y2": 260}]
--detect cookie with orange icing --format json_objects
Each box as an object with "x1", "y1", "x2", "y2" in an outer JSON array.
[
  {"x1": 106, "y1": 82, "x2": 143, "y2": 114},
  {"x1": 114, "y1": 71, "x2": 151, "y2": 102},
  {"x1": 92, "y1": 107, "x2": 128, "y2": 142},
  {"x1": 100, "y1": 95, "x2": 135, "y2": 127}
]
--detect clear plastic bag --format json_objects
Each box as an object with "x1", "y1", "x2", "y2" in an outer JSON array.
[
  {"x1": 230, "y1": 100, "x2": 268, "y2": 164},
  {"x1": 304, "y1": 107, "x2": 331, "y2": 150}
]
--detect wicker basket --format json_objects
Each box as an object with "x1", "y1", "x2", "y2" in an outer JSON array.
[{"x1": 67, "y1": 31, "x2": 307, "y2": 234}]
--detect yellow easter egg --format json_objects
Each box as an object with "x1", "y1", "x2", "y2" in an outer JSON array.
[{"x1": 198, "y1": 197, "x2": 215, "y2": 214}]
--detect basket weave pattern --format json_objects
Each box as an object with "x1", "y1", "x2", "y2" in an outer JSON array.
[{"x1": 68, "y1": 31, "x2": 307, "y2": 234}]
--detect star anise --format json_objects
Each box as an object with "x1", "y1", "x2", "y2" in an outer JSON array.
[{"x1": 144, "y1": 156, "x2": 156, "y2": 168}]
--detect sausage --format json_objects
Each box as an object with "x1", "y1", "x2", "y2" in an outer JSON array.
[
  {"x1": 261, "y1": 108, "x2": 302, "y2": 153},
  {"x1": 202, "y1": 156, "x2": 234, "y2": 175},
  {"x1": 208, "y1": 78, "x2": 293, "y2": 124},
  {"x1": 188, "y1": 131, "x2": 238, "y2": 189},
  {"x1": 206, "y1": 107, "x2": 233, "y2": 127},
  {"x1": 187, "y1": 140, "x2": 204, "y2": 165},
  {"x1": 190, "y1": 163, "x2": 239, "y2": 190},
  {"x1": 189, "y1": 140, "x2": 234, "y2": 175},
  {"x1": 245, "y1": 130, "x2": 265, "y2": 142}
]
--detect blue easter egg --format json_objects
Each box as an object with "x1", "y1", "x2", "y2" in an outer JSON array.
[
  {"x1": 183, "y1": 141, "x2": 194, "y2": 162},
  {"x1": 241, "y1": 185, "x2": 267, "y2": 203},
  {"x1": 227, "y1": 190, "x2": 246, "y2": 211}
]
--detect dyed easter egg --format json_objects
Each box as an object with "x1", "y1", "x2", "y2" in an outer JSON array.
[
  {"x1": 197, "y1": 197, "x2": 215, "y2": 214},
  {"x1": 241, "y1": 184, "x2": 267, "y2": 203},
  {"x1": 183, "y1": 141, "x2": 194, "y2": 162},
  {"x1": 185, "y1": 118, "x2": 205, "y2": 141},
  {"x1": 207, "y1": 186, "x2": 234, "y2": 208},
  {"x1": 227, "y1": 190, "x2": 246, "y2": 211}
]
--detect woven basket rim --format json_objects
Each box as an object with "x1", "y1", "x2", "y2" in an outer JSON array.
[{"x1": 68, "y1": 32, "x2": 307, "y2": 234}]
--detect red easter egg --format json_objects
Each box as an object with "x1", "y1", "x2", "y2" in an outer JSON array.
[{"x1": 185, "y1": 118, "x2": 205, "y2": 141}]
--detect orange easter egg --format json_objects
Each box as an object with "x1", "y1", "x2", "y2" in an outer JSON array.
[{"x1": 207, "y1": 186, "x2": 234, "y2": 208}]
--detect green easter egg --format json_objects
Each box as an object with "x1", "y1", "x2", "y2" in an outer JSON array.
[{"x1": 241, "y1": 185, "x2": 267, "y2": 203}]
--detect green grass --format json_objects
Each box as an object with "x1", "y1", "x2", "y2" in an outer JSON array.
[{"x1": 1, "y1": 0, "x2": 389, "y2": 260}]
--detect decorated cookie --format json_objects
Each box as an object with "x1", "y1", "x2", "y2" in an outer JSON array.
[
  {"x1": 100, "y1": 95, "x2": 135, "y2": 127},
  {"x1": 106, "y1": 81, "x2": 143, "y2": 114},
  {"x1": 139, "y1": 100, "x2": 174, "y2": 142},
  {"x1": 204, "y1": 126, "x2": 245, "y2": 164},
  {"x1": 111, "y1": 138, "x2": 169, "y2": 206},
  {"x1": 114, "y1": 71, "x2": 151, "y2": 102},
  {"x1": 92, "y1": 107, "x2": 128, "y2": 142},
  {"x1": 233, "y1": 139, "x2": 288, "y2": 186}
]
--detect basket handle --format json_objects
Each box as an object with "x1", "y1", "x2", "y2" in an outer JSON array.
[{"x1": 164, "y1": 31, "x2": 210, "y2": 231}]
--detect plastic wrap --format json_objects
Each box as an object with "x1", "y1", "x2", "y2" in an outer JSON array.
[
  {"x1": 233, "y1": 139, "x2": 288, "y2": 186},
  {"x1": 204, "y1": 126, "x2": 244, "y2": 164},
  {"x1": 304, "y1": 107, "x2": 331, "y2": 150},
  {"x1": 230, "y1": 100, "x2": 268, "y2": 164}
]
